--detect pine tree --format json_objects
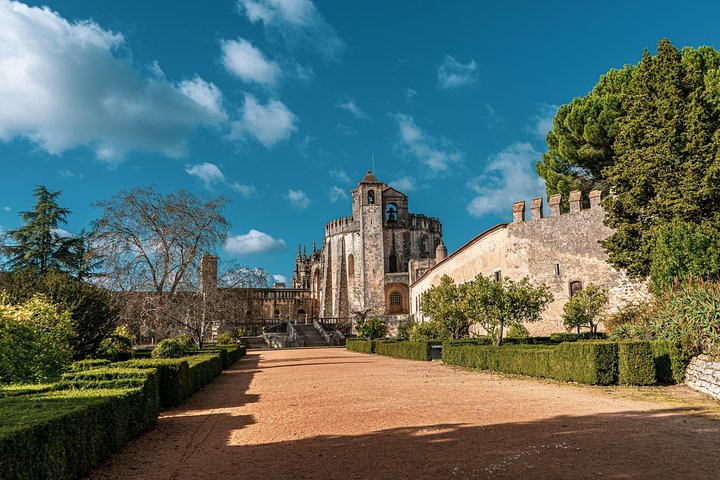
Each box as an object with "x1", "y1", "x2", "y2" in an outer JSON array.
[{"x1": 3, "y1": 186, "x2": 84, "y2": 274}]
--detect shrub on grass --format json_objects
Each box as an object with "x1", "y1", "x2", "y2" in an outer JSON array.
[
  {"x1": 550, "y1": 332, "x2": 579, "y2": 343},
  {"x1": 96, "y1": 325, "x2": 134, "y2": 361},
  {"x1": 186, "y1": 354, "x2": 223, "y2": 393},
  {"x1": 151, "y1": 337, "x2": 187, "y2": 359},
  {"x1": 113, "y1": 358, "x2": 190, "y2": 408},
  {"x1": 617, "y1": 341, "x2": 656, "y2": 385},
  {"x1": 0, "y1": 369, "x2": 159, "y2": 479},
  {"x1": 507, "y1": 324, "x2": 530, "y2": 338}
]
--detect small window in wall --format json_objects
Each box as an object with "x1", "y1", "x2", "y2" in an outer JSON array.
[
  {"x1": 297, "y1": 309, "x2": 306, "y2": 315},
  {"x1": 420, "y1": 235, "x2": 428, "y2": 255},
  {"x1": 348, "y1": 254, "x2": 355, "y2": 275},
  {"x1": 386, "y1": 203, "x2": 397, "y2": 223},
  {"x1": 569, "y1": 281, "x2": 583, "y2": 297},
  {"x1": 367, "y1": 190, "x2": 375, "y2": 205},
  {"x1": 390, "y1": 291, "x2": 402, "y2": 306},
  {"x1": 274, "y1": 309, "x2": 280, "y2": 318},
  {"x1": 388, "y1": 253, "x2": 398, "y2": 273},
  {"x1": 493, "y1": 270, "x2": 502, "y2": 282},
  {"x1": 554, "y1": 263, "x2": 561, "y2": 276}
]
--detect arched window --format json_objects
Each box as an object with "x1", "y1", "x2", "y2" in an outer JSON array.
[
  {"x1": 388, "y1": 253, "x2": 398, "y2": 273},
  {"x1": 367, "y1": 190, "x2": 375, "y2": 205},
  {"x1": 386, "y1": 203, "x2": 397, "y2": 223},
  {"x1": 348, "y1": 254, "x2": 355, "y2": 275},
  {"x1": 569, "y1": 281, "x2": 583, "y2": 297},
  {"x1": 420, "y1": 235, "x2": 428, "y2": 255},
  {"x1": 297, "y1": 309, "x2": 306, "y2": 315},
  {"x1": 390, "y1": 291, "x2": 401, "y2": 306}
]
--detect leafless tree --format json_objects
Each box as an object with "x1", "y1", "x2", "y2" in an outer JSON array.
[{"x1": 91, "y1": 186, "x2": 231, "y2": 346}]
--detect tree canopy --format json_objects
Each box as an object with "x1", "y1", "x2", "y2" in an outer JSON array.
[
  {"x1": 538, "y1": 39, "x2": 720, "y2": 278},
  {"x1": 2, "y1": 186, "x2": 86, "y2": 276}
]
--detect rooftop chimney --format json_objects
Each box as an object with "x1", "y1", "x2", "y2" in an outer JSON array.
[{"x1": 512, "y1": 201, "x2": 525, "y2": 223}]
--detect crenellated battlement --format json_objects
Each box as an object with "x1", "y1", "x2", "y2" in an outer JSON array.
[
  {"x1": 409, "y1": 214, "x2": 442, "y2": 233},
  {"x1": 512, "y1": 190, "x2": 605, "y2": 224},
  {"x1": 324, "y1": 215, "x2": 358, "y2": 236}
]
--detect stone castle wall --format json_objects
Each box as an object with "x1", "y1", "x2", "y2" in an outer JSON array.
[
  {"x1": 410, "y1": 191, "x2": 650, "y2": 336},
  {"x1": 685, "y1": 355, "x2": 720, "y2": 400}
]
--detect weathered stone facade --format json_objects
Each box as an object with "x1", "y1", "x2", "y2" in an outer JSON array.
[
  {"x1": 410, "y1": 191, "x2": 650, "y2": 336},
  {"x1": 685, "y1": 355, "x2": 720, "y2": 400},
  {"x1": 294, "y1": 171, "x2": 443, "y2": 322}
]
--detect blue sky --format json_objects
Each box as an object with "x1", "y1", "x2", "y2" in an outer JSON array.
[{"x1": 1, "y1": 0, "x2": 720, "y2": 284}]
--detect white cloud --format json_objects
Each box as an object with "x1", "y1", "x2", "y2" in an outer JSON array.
[
  {"x1": 0, "y1": 1, "x2": 226, "y2": 161},
  {"x1": 286, "y1": 188, "x2": 309, "y2": 209},
  {"x1": 336, "y1": 96, "x2": 369, "y2": 119},
  {"x1": 437, "y1": 55, "x2": 478, "y2": 89},
  {"x1": 404, "y1": 88, "x2": 417, "y2": 101},
  {"x1": 58, "y1": 169, "x2": 83, "y2": 179},
  {"x1": 2, "y1": 206, "x2": 10, "y2": 212},
  {"x1": 389, "y1": 176, "x2": 415, "y2": 193},
  {"x1": 237, "y1": 0, "x2": 344, "y2": 61},
  {"x1": 220, "y1": 38, "x2": 282, "y2": 87},
  {"x1": 392, "y1": 113, "x2": 462, "y2": 173},
  {"x1": 186, "y1": 162, "x2": 225, "y2": 188},
  {"x1": 52, "y1": 227, "x2": 72, "y2": 238},
  {"x1": 466, "y1": 142, "x2": 545, "y2": 218},
  {"x1": 272, "y1": 274, "x2": 287, "y2": 284},
  {"x1": 230, "y1": 94, "x2": 298, "y2": 147},
  {"x1": 231, "y1": 183, "x2": 256, "y2": 198},
  {"x1": 528, "y1": 103, "x2": 558, "y2": 140},
  {"x1": 186, "y1": 162, "x2": 255, "y2": 196},
  {"x1": 329, "y1": 169, "x2": 350, "y2": 183},
  {"x1": 225, "y1": 229, "x2": 286, "y2": 256},
  {"x1": 328, "y1": 186, "x2": 347, "y2": 203}
]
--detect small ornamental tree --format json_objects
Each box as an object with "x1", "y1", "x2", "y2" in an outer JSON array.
[
  {"x1": 355, "y1": 317, "x2": 387, "y2": 340},
  {"x1": 420, "y1": 275, "x2": 470, "y2": 339},
  {"x1": 562, "y1": 284, "x2": 609, "y2": 337},
  {"x1": 462, "y1": 275, "x2": 553, "y2": 345}
]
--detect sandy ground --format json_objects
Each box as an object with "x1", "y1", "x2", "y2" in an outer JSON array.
[{"x1": 88, "y1": 348, "x2": 720, "y2": 480}]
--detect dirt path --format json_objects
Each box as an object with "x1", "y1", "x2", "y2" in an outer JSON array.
[{"x1": 88, "y1": 348, "x2": 720, "y2": 479}]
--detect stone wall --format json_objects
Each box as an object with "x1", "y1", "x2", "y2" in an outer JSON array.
[
  {"x1": 685, "y1": 355, "x2": 720, "y2": 400},
  {"x1": 410, "y1": 191, "x2": 650, "y2": 336}
]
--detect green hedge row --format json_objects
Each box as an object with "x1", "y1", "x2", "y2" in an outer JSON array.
[
  {"x1": 443, "y1": 340, "x2": 689, "y2": 386},
  {"x1": 69, "y1": 359, "x2": 111, "y2": 372},
  {"x1": 0, "y1": 340, "x2": 248, "y2": 479},
  {"x1": 0, "y1": 369, "x2": 159, "y2": 479},
  {"x1": 346, "y1": 339, "x2": 376, "y2": 354},
  {"x1": 375, "y1": 340, "x2": 434, "y2": 361}
]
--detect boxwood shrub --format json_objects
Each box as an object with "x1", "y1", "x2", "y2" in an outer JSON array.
[
  {"x1": 550, "y1": 332, "x2": 579, "y2": 343},
  {"x1": 651, "y1": 340, "x2": 689, "y2": 384},
  {"x1": 69, "y1": 359, "x2": 111, "y2": 372},
  {"x1": 551, "y1": 341, "x2": 618, "y2": 385},
  {"x1": 618, "y1": 341, "x2": 656, "y2": 385},
  {"x1": 113, "y1": 358, "x2": 190, "y2": 408},
  {"x1": 375, "y1": 340, "x2": 433, "y2": 361},
  {"x1": 187, "y1": 354, "x2": 223, "y2": 394},
  {"x1": 346, "y1": 339, "x2": 376, "y2": 354},
  {"x1": 0, "y1": 369, "x2": 159, "y2": 480}
]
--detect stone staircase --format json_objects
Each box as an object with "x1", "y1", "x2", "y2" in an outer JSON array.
[{"x1": 295, "y1": 324, "x2": 330, "y2": 347}]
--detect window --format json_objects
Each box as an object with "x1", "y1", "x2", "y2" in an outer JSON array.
[
  {"x1": 390, "y1": 291, "x2": 401, "y2": 305},
  {"x1": 297, "y1": 309, "x2": 306, "y2": 315},
  {"x1": 386, "y1": 203, "x2": 397, "y2": 223},
  {"x1": 348, "y1": 254, "x2": 354, "y2": 275},
  {"x1": 388, "y1": 253, "x2": 398, "y2": 273},
  {"x1": 569, "y1": 281, "x2": 583, "y2": 297},
  {"x1": 274, "y1": 309, "x2": 280, "y2": 318},
  {"x1": 367, "y1": 190, "x2": 375, "y2": 205},
  {"x1": 493, "y1": 270, "x2": 502, "y2": 282},
  {"x1": 420, "y1": 235, "x2": 428, "y2": 255},
  {"x1": 554, "y1": 263, "x2": 561, "y2": 276}
]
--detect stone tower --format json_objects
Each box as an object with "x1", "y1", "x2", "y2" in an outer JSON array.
[{"x1": 297, "y1": 170, "x2": 442, "y2": 323}]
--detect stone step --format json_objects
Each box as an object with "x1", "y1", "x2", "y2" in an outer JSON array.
[{"x1": 295, "y1": 324, "x2": 329, "y2": 347}]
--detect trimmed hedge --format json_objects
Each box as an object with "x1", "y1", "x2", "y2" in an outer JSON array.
[
  {"x1": 346, "y1": 339, "x2": 376, "y2": 354},
  {"x1": 442, "y1": 338, "x2": 493, "y2": 348},
  {"x1": 550, "y1": 332, "x2": 579, "y2": 343},
  {"x1": 0, "y1": 369, "x2": 159, "y2": 479},
  {"x1": 113, "y1": 358, "x2": 190, "y2": 408},
  {"x1": 443, "y1": 341, "x2": 619, "y2": 385},
  {"x1": 618, "y1": 341, "x2": 656, "y2": 385},
  {"x1": 69, "y1": 359, "x2": 111, "y2": 372},
  {"x1": 375, "y1": 340, "x2": 433, "y2": 361},
  {"x1": 651, "y1": 340, "x2": 689, "y2": 384},
  {"x1": 551, "y1": 341, "x2": 618, "y2": 385},
  {"x1": 187, "y1": 354, "x2": 223, "y2": 393}
]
